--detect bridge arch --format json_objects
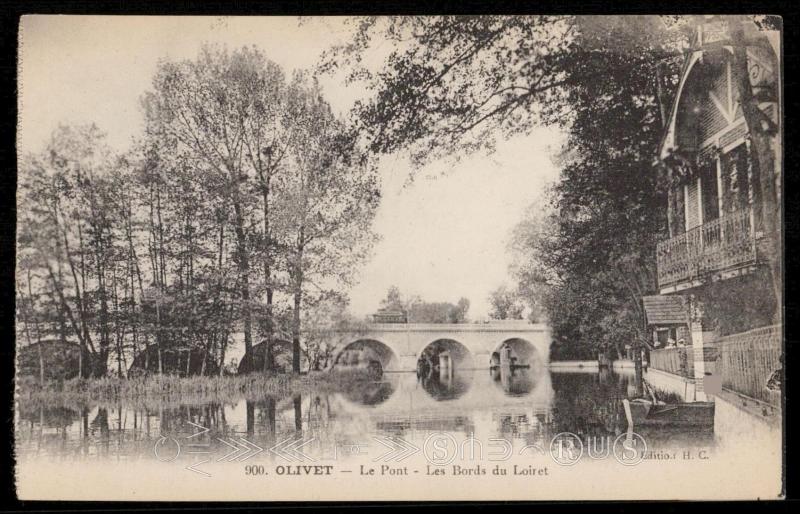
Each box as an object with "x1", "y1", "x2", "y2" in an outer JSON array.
[
  {"x1": 239, "y1": 339, "x2": 293, "y2": 374},
  {"x1": 418, "y1": 338, "x2": 474, "y2": 372},
  {"x1": 333, "y1": 339, "x2": 398, "y2": 374},
  {"x1": 489, "y1": 338, "x2": 541, "y2": 397},
  {"x1": 417, "y1": 338, "x2": 474, "y2": 400},
  {"x1": 491, "y1": 337, "x2": 541, "y2": 369}
]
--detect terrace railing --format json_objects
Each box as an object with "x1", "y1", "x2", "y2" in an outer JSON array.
[
  {"x1": 656, "y1": 208, "x2": 757, "y2": 289},
  {"x1": 716, "y1": 324, "x2": 782, "y2": 406}
]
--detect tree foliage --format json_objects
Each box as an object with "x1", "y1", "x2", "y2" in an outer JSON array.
[
  {"x1": 17, "y1": 46, "x2": 378, "y2": 377},
  {"x1": 323, "y1": 16, "x2": 688, "y2": 167},
  {"x1": 487, "y1": 285, "x2": 526, "y2": 321},
  {"x1": 328, "y1": 16, "x2": 691, "y2": 358},
  {"x1": 273, "y1": 74, "x2": 380, "y2": 371},
  {"x1": 378, "y1": 286, "x2": 470, "y2": 323}
]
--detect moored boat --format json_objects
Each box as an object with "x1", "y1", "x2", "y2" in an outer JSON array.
[{"x1": 624, "y1": 398, "x2": 715, "y2": 428}]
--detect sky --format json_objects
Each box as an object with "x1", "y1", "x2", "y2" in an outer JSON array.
[{"x1": 18, "y1": 15, "x2": 562, "y2": 319}]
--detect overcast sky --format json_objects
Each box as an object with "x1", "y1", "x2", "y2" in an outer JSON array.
[{"x1": 18, "y1": 15, "x2": 562, "y2": 319}]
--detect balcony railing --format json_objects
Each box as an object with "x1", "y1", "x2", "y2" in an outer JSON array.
[{"x1": 656, "y1": 208, "x2": 757, "y2": 290}]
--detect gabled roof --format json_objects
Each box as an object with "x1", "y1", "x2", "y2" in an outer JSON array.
[
  {"x1": 642, "y1": 295, "x2": 688, "y2": 325},
  {"x1": 656, "y1": 18, "x2": 777, "y2": 161}
]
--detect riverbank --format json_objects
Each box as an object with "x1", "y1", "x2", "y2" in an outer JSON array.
[
  {"x1": 548, "y1": 359, "x2": 639, "y2": 371},
  {"x1": 548, "y1": 360, "x2": 599, "y2": 370},
  {"x1": 15, "y1": 370, "x2": 377, "y2": 407}
]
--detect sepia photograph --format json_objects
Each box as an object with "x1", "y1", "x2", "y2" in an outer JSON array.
[{"x1": 13, "y1": 14, "x2": 784, "y2": 501}]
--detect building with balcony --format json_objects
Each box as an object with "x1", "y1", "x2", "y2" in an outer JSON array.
[
  {"x1": 645, "y1": 17, "x2": 782, "y2": 404},
  {"x1": 656, "y1": 19, "x2": 780, "y2": 298}
]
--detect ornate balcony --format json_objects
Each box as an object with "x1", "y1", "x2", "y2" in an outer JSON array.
[{"x1": 656, "y1": 208, "x2": 757, "y2": 292}]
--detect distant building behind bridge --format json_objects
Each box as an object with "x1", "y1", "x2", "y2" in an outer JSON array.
[{"x1": 371, "y1": 308, "x2": 408, "y2": 324}]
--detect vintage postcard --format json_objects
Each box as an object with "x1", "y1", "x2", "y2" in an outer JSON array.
[{"x1": 14, "y1": 15, "x2": 784, "y2": 501}]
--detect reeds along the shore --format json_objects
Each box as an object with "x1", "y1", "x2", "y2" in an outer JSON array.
[{"x1": 16, "y1": 368, "x2": 379, "y2": 407}]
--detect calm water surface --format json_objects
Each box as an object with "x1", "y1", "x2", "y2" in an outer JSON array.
[{"x1": 16, "y1": 368, "x2": 723, "y2": 465}]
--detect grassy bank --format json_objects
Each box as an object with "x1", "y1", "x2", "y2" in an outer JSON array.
[{"x1": 16, "y1": 369, "x2": 379, "y2": 407}]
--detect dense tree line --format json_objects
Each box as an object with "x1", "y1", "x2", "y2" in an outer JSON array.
[
  {"x1": 506, "y1": 17, "x2": 689, "y2": 359},
  {"x1": 17, "y1": 45, "x2": 379, "y2": 378}
]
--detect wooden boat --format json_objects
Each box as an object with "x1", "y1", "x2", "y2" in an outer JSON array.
[{"x1": 624, "y1": 398, "x2": 715, "y2": 428}]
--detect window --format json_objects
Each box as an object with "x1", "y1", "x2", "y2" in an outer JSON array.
[
  {"x1": 656, "y1": 328, "x2": 677, "y2": 347},
  {"x1": 701, "y1": 162, "x2": 720, "y2": 222},
  {"x1": 721, "y1": 144, "x2": 749, "y2": 214},
  {"x1": 685, "y1": 179, "x2": 701, "y2": 230}
]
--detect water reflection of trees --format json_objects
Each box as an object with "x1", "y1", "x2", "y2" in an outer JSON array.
[
  {"x1": 548, "y1": 371, "x2": 716, "y2": 448},
  {"x1": 245, "y1": 394, "x2": 312, "y2": 438},
  {"x1": 157, "y1": 403, "x2": 228, "y2": 434},
  {"x1": 18, "y1": 403, "x2": 80, "y2": 428},
  {"x1": 549, "y1": 371, "x2": 630, "y2": 437},
  {"x1": 342, "y1": 380, "x2": 395, "y2": 406}
]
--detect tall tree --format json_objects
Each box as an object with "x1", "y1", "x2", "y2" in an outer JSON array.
[
  {"x1": 18, "y1": 124, "x2": 117, "y2": 376},
  {"x1": 274, "y1": 74, "x2": 380, "y2": 373},
  {"x1": 142, "y1": 45, "x2": 292, "y2": 361}
]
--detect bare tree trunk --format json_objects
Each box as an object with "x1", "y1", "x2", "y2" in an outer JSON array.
[
  {"x1": 232, "y1": 200, "x2": 253, "y2": 359},
  {"x1": 200, "y1": 338, "x2": 209, "y2": 376},
  {"x1": 129, "y1": 263, "x2": 138, "y2": 374},
  {"x1": 37, "y1": 341, "x2": 45, "y2": 385},
  {"x1": 95, "y1": 256, "x2": 111, "y2": 377},
  {"x1": 292, "y1": 288, "x2": 302, "y2": 374},
  {"x1": 262, "y1": 182, "x2": 274, "y2": 374},
  {"x1": 18, "y1": 288, "x2": 34, "y2": 348},
  {"x1": 292, "y1": 229, "x2": 305, "y2": 374},
  {"x1": 25, "y1": 269, "x2": 41, "y2": 344},
  {"x1": 148, "y1": 184, "x2": 165, "y2": 376},
  {"x1": 111, "y1": 265, "x2": 124, "y2": 377},
  {"x1": 218, "y1": 332, "x2": 228, "y2": 376},
  {"x1": 44, "y1": 261, "x2": 93, "y2": 360},
  {"x1": 216, "y1": 219, "x2": 227, "y2": 376},
  {"x1": 730, "y1": 21, "x2": 782, "y2": 323},
  {"x1": 52, "y1": 201, "x2": 95, "y2": 359},
  {"x1": 76, "y1": 218, "x2": 91, "y2": 354},
  {"x1": 125, "y1": 196, "x2": 141, "y2": 375}
]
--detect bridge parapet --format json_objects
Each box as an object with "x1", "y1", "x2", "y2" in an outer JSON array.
[{"x1": 360, "y1": 322, "x2": 549, "y2": 332}]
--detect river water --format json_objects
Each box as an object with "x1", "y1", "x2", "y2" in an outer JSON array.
[
  {"x1": 15, "y1": 368, "x2": 718, "y2": 461},
  {"x1": 14, "y1": 367, "x2": 783, "y2": 500}
]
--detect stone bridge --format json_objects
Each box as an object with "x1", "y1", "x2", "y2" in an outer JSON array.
[{"x1": 331, "y1": 321, "x2": 551, "y2": 373}]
